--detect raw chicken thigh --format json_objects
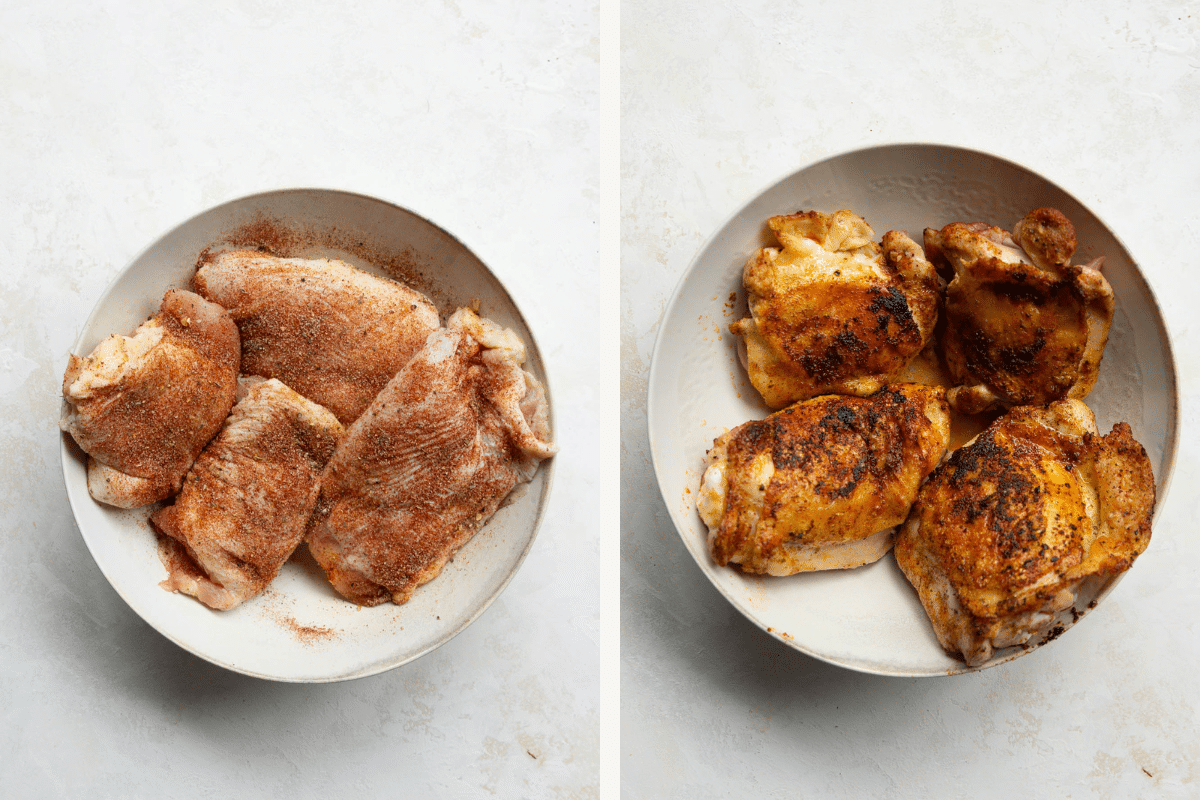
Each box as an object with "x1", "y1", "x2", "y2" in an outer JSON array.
[
  {"x1": 699, "y1": 384, "x2": 950, "y2": 574},
  {"x1": 307, "y1": 308, "x2": 556, "y2": 606},
  {"x1": 924, "y1": 208, "x2": 1114, "y2": 414},
  {"x1": 894, "y1": 399, "x2": 1155, "y2": 667},
  {"x1": 730, "y1": 210, "x2": 941, "y2": 409},
  {"x1": 193, "y1": 250, "x2": 440, "y2": 424},
  {"x1": 60, "y1": 289, "x2": 240, "y2": 508},
  {"x1": 151, "y1": 377, "x2": 343, "y2": 610}
]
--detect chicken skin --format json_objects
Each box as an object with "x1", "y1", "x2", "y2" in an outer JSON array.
[
  {"x1": 730, "y1": 210, "x2": 941, "y2": 409},
  {"x1": 698, "y1": 384, "x2": 950, "y2": 574},
  {"x1": 894, "y1": 400, "x2": 1155, "y2": 667},
  {"x1": 61, "y1": 289, "x2": 240, "y2": 508},
  {"x1": 193, "y1": 250, "x2": 441, "y2": 424},
  {"x1": 151, "y1": 378, "x2": 344, "y2": 610},
  {"x1": 924, "y1": 208, "x2": 1115, "y2": 414},
  {"x1": 306, "y1": 308, "x2": 556, "y2": 606}
]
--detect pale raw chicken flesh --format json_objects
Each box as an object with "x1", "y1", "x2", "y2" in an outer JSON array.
[
  {"x1": 894, "y1": 400, "x2": 1155, "y2": 667},
  {"x1": 698, "y1": 384, "x2": 950, "y2": 574},
  {"x1": 307, "y1": 308, "x2": 556, "y2": 606},
  {"x1": 193, "y1": 249, "x2": 441, "y2": 424},
  {"x1": 730, "y1": 210, "x2": 941, "y2": 409},
  {"x1": 151, "y1": 377, "x2": 344, "y2": 610},
  {"x1": 60, "y1": 289, "x2": 240, "y2": 508}
]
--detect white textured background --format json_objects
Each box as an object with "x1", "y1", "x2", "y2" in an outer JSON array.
[
  {"x1": 622, "y1": 1, "x2": 1200, "y2": 797},
  {"x1": 1, "y1": 1, "x2": 604, "y2": 797}
]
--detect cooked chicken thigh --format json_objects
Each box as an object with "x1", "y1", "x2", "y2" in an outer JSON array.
[
  {"x1": 193, "y1": 250, "x2": 441, "y2": 424},
  {"x1": 151, "y1": 378, "x2": 343, "y2": 610},
  {"x1": 730, "y1": 210, "x2": 941, "y2": 409},
  {"x1": 61, "y1": 289, "x2": 240, "y2": 508},
  {"x1": 699, "y1": 384, "x2": 950, "y2": 574},
  {"x1": 924, "y1": 208, "x2": 1114, "y2": 414},
  {"x1": 307, "y1": 308, "x2": 556, "y2": 606},
  {"x1": 894, "y1": 399, "x2": 1155, "y2": 667}
]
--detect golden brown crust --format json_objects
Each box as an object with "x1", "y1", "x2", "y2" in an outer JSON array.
[
  {"x1": 1011, "y1": 207, "x2": 1077, "y2": 270},
  {"x1": 894, "y1": 400, "x2": 1156, "y2": 665},
  {"x1": 1075, "y1": 422, "x2": 1156, "y2": 576},
  {"x1": 927, "y1": 208, "x2": 1114, "y2": 412},
  {"x1": 705, "y1": 384, "x2": 950, "y2": 574},
  {"x1": 731, "y1": 210, "x2": 941, "y2": 409},
  {"x1": 899, "y1": 405, "x2": 1090, "y2": 620}
]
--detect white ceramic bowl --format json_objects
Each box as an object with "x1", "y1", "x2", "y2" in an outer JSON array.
[
  {"x1": 60, "y1": 189, "x2": 555, "y2": 682},
  {"x1": 648, "y1": 144, "x2": 1178, "y2": 676}
]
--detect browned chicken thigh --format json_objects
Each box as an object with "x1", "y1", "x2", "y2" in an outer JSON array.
[
  {"x1": 730, "y1": 210, "x2": 941, "y2": 409},
  {"x1": 193, "y1": 250, "x2": 441, "y2": 424},
  {"x1": 698, "y1": 384, "x2": 950, "y2": 574},
  {"x1": 151, "y1": 378, "x2": 344, "y2": 610},
  {"x1": 60, "y1": 289, "x2": 240, "y2": 508},
  {"x1": 307, "y1": 308, "x2": 556, "y2": 606},
  {"x1": 894, "y1": 399, "x2": 1155, "y2": 667},
  {"x1": 924, "y1": 208, "x2": 1114, "y2": 414}
]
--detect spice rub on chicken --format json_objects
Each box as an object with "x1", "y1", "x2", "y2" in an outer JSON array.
[
  {"x1": 151, "y1": 378, "x2": 344, "y2": 611},
  {"x1": 193, "y1": 250, "x2": 441, "y2": 424},
  {"x1": 894, "y1": 399, "x2": 1155, "y2": 667},
  {"x1": 924, "y1": 208, "x2": 1115, "y2": 414},
  {"x1": 730, "y1": 210, "x2": 941, "y2": 409},
  {"x1": 698, "y1": 384, "x2": 950, "y2": 575},
  {"x1": 60, "y1": 289, "x2": 240, "y2": 508},
  {"x1": 306, "y1": 307, "x2": 556, "y2": 606}
]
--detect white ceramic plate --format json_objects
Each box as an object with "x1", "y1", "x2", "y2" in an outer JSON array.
[
  {"x1": 60, "y1": 189, "x2": 555, "y2": 682},
  {"x1": 648, "y1": 144, "x2": 1178, "y2": 676}
]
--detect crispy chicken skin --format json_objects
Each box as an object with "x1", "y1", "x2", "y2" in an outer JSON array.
[
  {"x1": 698, "y1": 384, "x2": 950, "y2": 575},
  {"x1": 306, "y1": 308, "x2": 556, "y2": 606},
  {"x1": 730, "y1": 210, "x2": 941, "y2": 409},
  {"x1": 924, "y1": 208, "x2": 1115, "y2": 414},
  {"x1": 60, "y1": 289, "x2": 240, "y2": 508},
  {"x1": 193, "y1": 250, "x2": 441, "y2": 424},
  {"x1": 894, "y1": 400, "x2": 1155, "y2": 667},
  {"x1": 151, "y1": 378, "x2": 344, "y2": 610}
]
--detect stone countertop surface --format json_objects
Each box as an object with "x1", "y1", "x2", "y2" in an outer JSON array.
[
  {"x1": 622, "y1": 2, "x2": 1200, "y2": 798},
  {"x1": 2, "y1": 2, "x2": 603, "y2": 797}
]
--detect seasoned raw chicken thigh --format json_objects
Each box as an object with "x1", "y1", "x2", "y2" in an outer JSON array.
[
  {"x1": 924, "y1": 208, "x2": 1114, "y2": 414},
  {"x1": 61, "y1": 289, "x2": 240, "y2": 508},
  {"x1": 698, "y1": 384, "x2": 950, "y2": 574},
  {"x1": 193, "y1": 250, "x2": 441, "y2": 424},
  {"x1": 894, "y1": 400, "x2": 1155, "y2": 667},
  {"x1": 307, "y1": 308, "x2": 556, "y2": 606},
  {"x1": 151, "y1": 378, "x2": 343, "y2": 610},
  {"x1": 730, "y1": 210, "x2": 941, "y2": 409}
]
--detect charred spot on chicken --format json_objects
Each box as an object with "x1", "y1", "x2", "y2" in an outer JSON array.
[
  {"x1": 730, "y1": 210, "x2": 941, "y2": 409},
  {"x1": 699, "y1": 384, "x2": 949, "y2": 575},
  {"x1": 925, "y1": 208, "x2": 1114, "y2": 414}
]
